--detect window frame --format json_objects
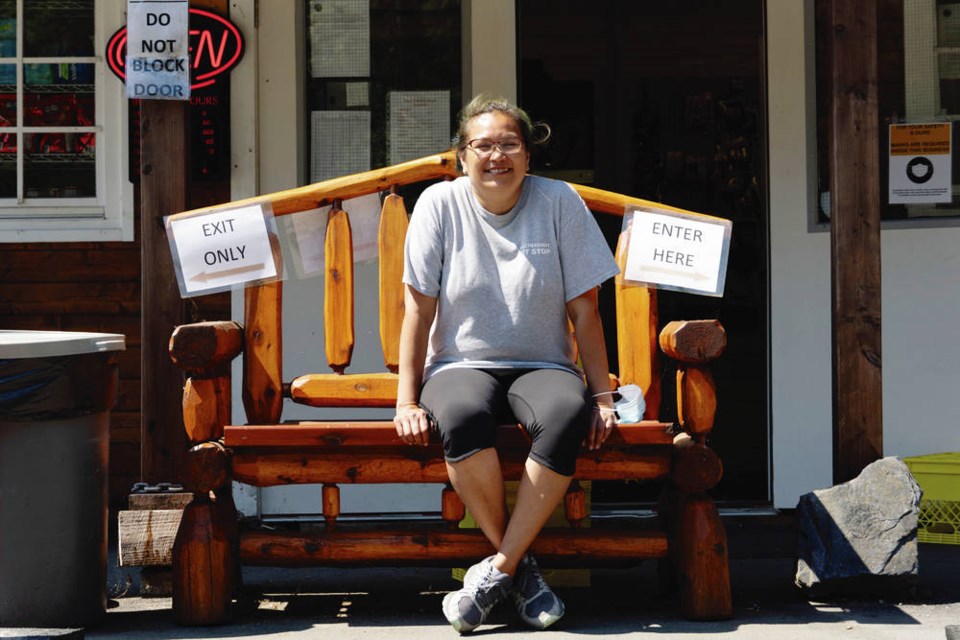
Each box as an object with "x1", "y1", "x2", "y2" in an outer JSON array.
[{"x1": 0, "y1": 0, "x2": 133, "y2": 243}]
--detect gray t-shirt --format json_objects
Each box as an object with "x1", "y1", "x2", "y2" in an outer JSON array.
[{"x1": 403, "y1": 175, "x2": 620, "y2": 380}]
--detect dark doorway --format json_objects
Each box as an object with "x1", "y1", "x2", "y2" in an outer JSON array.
[{"x1": 519, "y1": 0, "x2": 769, "y2": 504}]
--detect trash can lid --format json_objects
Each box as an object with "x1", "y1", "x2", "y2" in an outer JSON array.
[{"x1": 0, "y1": 331, "x2": 126, "y2": 359}]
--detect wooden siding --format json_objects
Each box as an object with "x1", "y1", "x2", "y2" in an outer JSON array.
[{"x1": 1, "y1": 199, "x2": 229, "y2": 507}]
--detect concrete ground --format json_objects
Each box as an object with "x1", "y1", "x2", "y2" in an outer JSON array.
[
  {"x1": 80, "y1": 541, "x2": 959, "y2": 640},
  {"x1": 4, "y1": 515, "x2": 958, "y2": 640}
]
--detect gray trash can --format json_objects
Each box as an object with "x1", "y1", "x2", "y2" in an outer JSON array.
[{"x1": 0, "y1": 330, "x2": 125, "y2": 628}]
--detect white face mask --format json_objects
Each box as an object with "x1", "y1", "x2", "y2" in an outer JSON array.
[{"x1": 614, "y1": 384, "x2": 645, "y2": 424}]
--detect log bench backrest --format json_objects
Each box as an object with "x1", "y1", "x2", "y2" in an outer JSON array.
[{"x1": 188, "y1": 149, "x2": 703, "y2": 426}]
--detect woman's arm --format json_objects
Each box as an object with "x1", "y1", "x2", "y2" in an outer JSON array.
[
  {"x1": 566, "y1": 287, "x2": 617, "y2": 450},
  {"x1": 394, "y1": 284, "x2": 438, "y2": 446}
]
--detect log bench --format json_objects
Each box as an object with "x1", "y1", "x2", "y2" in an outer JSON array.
[{"x1": 167, "y1": 150, "x2": 732, "y2": 625}]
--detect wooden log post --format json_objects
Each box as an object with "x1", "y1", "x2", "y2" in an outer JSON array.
[
  {"x1": 168, "y1": 322, "x2": 243, "y2": 626},
  {"x1": 244, "y1": 283, "x2": 283, "y2": 424},
  {"x1": 828, "y1": 0, "x2": 882, "y2": 484},
  {"x1": 322, "y1": 484, "x2": 340, "y2": 531},
  {"x1": 673, "y1": 492, "x2": 732, "y2": 620},
  {"x1": 564, "y1": 481, "x2": 587, "y2": 529},
  {"x1": 442, "y1": 484, "x2": 466, "y2": 529},
  {"x1": 378, "y1": 192, "x2": 408, "y2": 374},
  {"x1": 658, "y1": 319, "x2": 731, "y2": 619},
  {"x1": 325, "y1": 202, "x2": 355, "y2": 374},
  {"x1": 184, "y1": 441, "x2": 232, "y2": 496},
  {"x1": 169, "y1": 321, "x2": 244, "y2": 372},
  {"x1": 141, "y1": 99, "x2": 189, "y2": 485},
  {"x1": 170, "y1": 321, "x2": 243, "y2": 443},
  {"x1": 614, "y1": 258, "x2": 661, "y2": 419},
  {"x1": 172, "y1": 441, "x2": 238, "y2": 625},
  {"x1": 659, "y1": 320, "x2": 726, "y2": 442},
  {"x1": 172, "y1": 495, "x2": 233, "y2": 625}
]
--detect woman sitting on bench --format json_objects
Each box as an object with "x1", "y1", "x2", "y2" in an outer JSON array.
[{"x1": 393, "y1": 95, "x2": 621, "y2": 633}]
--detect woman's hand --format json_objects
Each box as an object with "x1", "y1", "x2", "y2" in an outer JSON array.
[
  {"x1": 567, "y1": 289, "x2": 618, "y2": 451},
  {"x1": 587, "y1": 404, "x2": 617, "y2": 451},
  {"x1": 394, "y1": 402, "x2": 432, "y2": 446}
]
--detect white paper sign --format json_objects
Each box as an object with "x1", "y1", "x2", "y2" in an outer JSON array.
[
  {"x1": 888, "y1": 123, "x2": 953, "y2": 204},
  {"x1": 126, "y1": 0, "x2": 190, "y2": 100},
  {"x1": 308, "y1": 0, "x2": 370, "y2": 78},
  {"x1": 622, "y1": 206, "x2": 732, "y2": 297},
  {"x1": 287, "y1": 193, "x2": 382, "y2": 278},
  {"x1": 166, "y1": 204, "x2": 280, "y2": 297},
  {"x1": 388, "y1": 91, "x2": 450, "y2": 165}
]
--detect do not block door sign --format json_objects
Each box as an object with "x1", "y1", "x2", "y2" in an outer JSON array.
[
  {"x1": 165, "y1": 203, "x2": 282, "y2": 297},
  {"x1": 126, "y1": 0, "x2": 190, "y2": 100}
]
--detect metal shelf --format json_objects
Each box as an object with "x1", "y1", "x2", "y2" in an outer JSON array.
[
  {"x1": 0, "y1": 84, "x2": 94, "y2": 94},
  {"x1": 27, "y1": 152, "x2": 94, "y2": 165},
  {"x1": 27, "y1": 1, "x2": 93, "y2": 13},
  {"x1": 25, "y1": 83, "x2": 94, "y2": 94},
  {"x1": 0, "y1": 154, "x2": 95, "y2": 166}
]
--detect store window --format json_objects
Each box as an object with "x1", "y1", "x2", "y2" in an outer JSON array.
[
  {"x1": 304, "y1": 0, "x2": 461, "y2": 181},
  {"x1": 815, "y1": 0, "x2": 960, "y2": 225},
  {"x1": 0, "y1": 0, "x2": 131, "y2": 242}
]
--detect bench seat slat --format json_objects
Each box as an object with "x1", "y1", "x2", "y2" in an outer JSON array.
[
  {"x1": 240, "y1": 528, "x2": 669, "y2": 567},
  {"x1": 232, "y1": 447, "x2": 672, "y2": 486},
  {"x1": 224, "y1": 420, "x2": 675, "y2": 448}
]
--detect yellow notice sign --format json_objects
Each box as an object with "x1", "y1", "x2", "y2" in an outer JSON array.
[{"x1": 889, "y1": 123, "x2": 952, "y2": 204}]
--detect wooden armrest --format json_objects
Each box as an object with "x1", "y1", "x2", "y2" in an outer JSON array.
[
  {"x1": 169, "y1": 321, "x2": 244, "y2": 373},
  {"x1": 659, "y1": 319, "x2": 726, "y2": 363},
  {"x1": 659, "y1": 320, "x2": 724, "y2": 439}
]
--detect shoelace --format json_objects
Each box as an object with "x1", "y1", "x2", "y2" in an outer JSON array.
[
  {"x1": 517, "y1": 556, "x2": 548, "y2": 599},
  {"x1": 472, "y1": 568, "x2": 509, "y2": 609}
]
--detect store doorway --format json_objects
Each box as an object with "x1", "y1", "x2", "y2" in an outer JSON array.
[{"x1": 519, "y1": 0, "x2": 769, "y2": 505}]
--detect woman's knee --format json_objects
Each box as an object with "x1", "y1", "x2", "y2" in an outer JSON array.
[
  {"x1": 521, "y1": 390, "x2": 591, "y2": 475},
  {"x1": 535, "y1": 393, "x2": 591, "y2": 431},
  {"x1": 428, "y1": 398, "x2": 496, "y2": 459}
]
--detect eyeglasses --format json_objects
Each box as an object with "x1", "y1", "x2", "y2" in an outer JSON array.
[{"x1": 464, "y1": 138, "x2": 524, "y2": 158}]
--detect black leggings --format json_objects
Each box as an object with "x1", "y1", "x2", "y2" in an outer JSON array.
[{"x1": 419, "y1": 368, "x2": 591, "y2": 477}]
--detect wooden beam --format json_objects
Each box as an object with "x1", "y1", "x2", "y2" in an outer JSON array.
[
  {"x1": 828, "y1": 0, "x2": 883, "y2": 483},
  {"x1": 223, "y1": 420, "x2": 675, "y2": 448},
  {"x1": 240, "y1": 528, "x2": 669, "y2": 566},
  {"x1": 231, "y1": 448, "x2": 672, "y2": 486},
  {"x1": 140, "y1": 100, "x2": 190, "y2": 484}
]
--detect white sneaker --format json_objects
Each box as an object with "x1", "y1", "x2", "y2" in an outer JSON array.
[
  {"x1": 442, "y1": 557, "x2": 513, "y2": 633},
  {"x1": 512, "y1": 554, "x2": 565, "y2": 630}
]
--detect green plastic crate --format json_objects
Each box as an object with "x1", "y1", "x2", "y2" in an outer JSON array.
[{"x1": 903, "y1": 453, "x2": 960, "y2": 545}]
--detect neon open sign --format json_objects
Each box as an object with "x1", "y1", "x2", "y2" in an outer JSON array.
[{"x1": 106, "y1": 8, "x2": 244, "y2": 90}]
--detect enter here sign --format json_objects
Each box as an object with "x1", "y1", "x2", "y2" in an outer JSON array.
[
  {"x1": 165, "y1": 203, "x2": 281, "y2": 298},
  {"x1": 622, "y1": 205, "x2": 732, "y2": 297}
]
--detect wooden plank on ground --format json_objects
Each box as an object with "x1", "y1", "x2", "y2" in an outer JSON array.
[
  {"x1": 118, "y1": 509, "x2": 184, "y2": 567},
  {"x1": 127, "y1": 492, "x2": 194, "y2": 510}
]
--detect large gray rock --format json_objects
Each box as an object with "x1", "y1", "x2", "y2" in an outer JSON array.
[{"x1": 795, "y1": 456, "x2": 922, "y2": 590}]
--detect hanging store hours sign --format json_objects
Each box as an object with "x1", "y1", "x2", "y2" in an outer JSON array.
[{"x1": 125, "y1": 0, "x2": 190, "y2": 100}]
